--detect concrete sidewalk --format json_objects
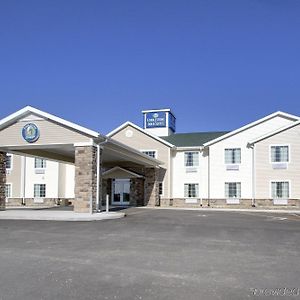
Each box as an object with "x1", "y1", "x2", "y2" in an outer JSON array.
[
  {"x1": 0, "y1": 209, "x2": 126, "y2": 221},
  {"x1": 141, "y1": 206, "x2": 300, "y2": 214}
]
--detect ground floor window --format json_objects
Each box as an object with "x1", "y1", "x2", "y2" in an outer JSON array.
[
  {"x1": 34, "y1": 184, "x2": 46, "y2": 198},
  {"x1": 184, "y1": 183, "x2": 199, "y2": 198},
  {"x1": 271, "y1": 181, "x2": 289, "y2": 199},
  {"x1": 159, "y1": 182, "x2": 163, "y2": 196},
  {"x1": 225, "y1": 182, "x2": 241, "y2": 198},
  {"x1": 5, "y1": 184, "x2": 11, "y2": 198}
]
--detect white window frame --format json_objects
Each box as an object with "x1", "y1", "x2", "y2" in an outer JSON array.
[
  {"x1": 225, "y1": 182, "x2": 241, "y2": 199},
  {"x1": 141, "y1": 150, "x2": 158, "y2": 159},
  {"x1": 34, "y1": 183, "x2": 46, "y2": 198},
  {"x1": 184, "y1": 183, "x2": 199, "y2": 198},
  {"x1": 224, "y1": 148, "x2": 241, "y2": 165},
  {"x1": 159, "y1": 182, "x2": 164, "y2": 197},
  {"x1": 269, "y1": 144, "x2": 290, "y2": 164},
  {"x1": 5, "y1": 183, "x2": 12, "y2": 198},
  {"x1": 270, "y1": 180, "x2": 291, "y2": 199},
  {"x1": 184, "y1": 152, "x2": 199, "y2": 168},
  {"x1": 6, "y1": 154, "x2": 13, "y2": 170},
  {"x1": 34, "y1": 158, "x2": 47, "y2": 169}
]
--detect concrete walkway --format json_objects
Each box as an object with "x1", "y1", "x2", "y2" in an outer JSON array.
[
  {"x1": 0, "y1": 209, "x2": 126, "y2": 221},
  {"x1": 141, "y1": 206, "x2": 300, "y2": 214}
]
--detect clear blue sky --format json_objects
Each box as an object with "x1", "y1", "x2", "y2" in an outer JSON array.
[{"x1": 1, "y1": 0, "x2": 300, "y2": 134}]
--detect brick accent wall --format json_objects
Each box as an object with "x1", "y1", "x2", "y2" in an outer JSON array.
[
  {"x1": 74, "y1": 146, "x2": 98, "y2": 213},
  {"x1": 144, "y1": 167, "x2": 159, "y2": 206},
  {"x1": 0, "y1": 152, "x2": 6, "y2": 211}
]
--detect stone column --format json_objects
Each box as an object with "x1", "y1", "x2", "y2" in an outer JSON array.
[
  {"x1": 74, "y1": 146, "x2": 98, "y2": 213},
  {"x1": 144, "y1": 167, "x2": 159, "y2": 206},
  {"x1": 0, "y1": 152, "x2": 7, "y2": 211},
  {"x1": 130, "y1": 178, "x2": 144, "y2": 206}
]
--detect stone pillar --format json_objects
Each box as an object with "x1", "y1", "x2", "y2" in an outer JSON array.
[
  {"x1": 144, "y1": 167, "x2": 159, "y2": 206},
  {"x1": 0, "y1": 152, "x2": 7, "y2": 211},
  {"x1": 130, "y1": 178, "x2": 144, "y2": 206},
  {"x1": 74, "y1": 146, "x2": 98, "y2": 213}
]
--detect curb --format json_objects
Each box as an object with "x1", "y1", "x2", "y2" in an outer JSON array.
[{"x1": 139, "y1": 207, "x2": 300, "y2": 214}]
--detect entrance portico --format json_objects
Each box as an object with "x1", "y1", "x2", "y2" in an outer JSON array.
[{"x1": 0, "y1": 106, "x2": 162, "y2": 213}]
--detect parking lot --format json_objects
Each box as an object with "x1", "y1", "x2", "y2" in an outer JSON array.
[{"x1": 0, "y1": 208, "x2": 299, "y2": 300}]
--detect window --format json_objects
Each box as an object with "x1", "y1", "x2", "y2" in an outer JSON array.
[
  {"x1": 271, "y1": 146, "x2": 289, "y2": 163},
  {"x1": 225, "y1": 182, "x2": 241, "y2": 198},
  {"x1": 6, "y1": 155, "x2": 12, "y2": 169},
  {"x1": 5, "y1": 184, "x2": 11, "y2": 198},
  {"x1": 184, "y1": 183, "x2": 199, "y2": 198},
  {"x1": 225, "y1": 148, "x2": 241, "y2": 164},
  {"x1": 184, "y1": 152, "x2": 199, "y2": 167},
  {"x1": 271, "y1": 182, "x2": 289, "y2": 199},
  {"x1": 142, "y1": 151, "x2": 157, "y2": 158},
  {"x1": 34, "y1": 184, "x2": 46, "y2": 198},
  {"x1": 35, "y1": 158, "x2": 46, "y2": 168},
  {"x1": 159, "y1": 182, "x2": 163, "y2": 196}
]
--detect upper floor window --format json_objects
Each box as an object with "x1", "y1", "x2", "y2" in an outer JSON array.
[
  {"x1": 142, "y1": 151, "x2": 157, "y2": 159},
  {"x1": 6, "y1": 155, "x2": 12, "y2": 169},
  {"x1": 271, "y1": 181, "x2": 289, "y2": 199},
  {"x1": 225, "y1": 148, "x2": 241, "y2": 164},
  {"x1": 35, "y1": 158, "x2": 47, "y2": 169},
  {"x1": 271, "y1": 146, "x2": 289, "y2": 163},
  {"x1": 34, "y1": 184, "x2": 46, "y2": 198},
  {"x1": 184, "y1": 152, "x2": 199, "y2": 167},
  {"x1": 184, "y1": 183, "x2": 199, "y2": 198},
  {"x1": 5, "y1": 184, "x2": 11, "y2": 198},
  {"x1": 225, "y1": 182, "x2": 241, "y2": 198}
]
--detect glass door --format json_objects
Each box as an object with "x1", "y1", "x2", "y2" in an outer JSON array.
[{"x1": 112, "y1": 179, "x2": 130, "y2": 205}]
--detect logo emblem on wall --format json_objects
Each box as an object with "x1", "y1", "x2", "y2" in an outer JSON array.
[
  {"x1": 22, "y1": 123, "x2": 40, "y2": 143},
  {"x1": 153, "y1": 113, "x2": 159, "y2": 118}
]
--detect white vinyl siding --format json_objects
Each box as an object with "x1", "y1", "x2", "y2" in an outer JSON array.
[
  {"x1": 271, "y1": 146, "x2": 289, "y2": 163},
  {"x1": 271, "y1": 182, "x2": 289, "y2": 199},
  {"x1": 225, "y1": 148, "x2": 241, "y2": 164},
  {"x1": 184, "y1": 183, "x2": 199, "y2": 198},
  {"x1": 184, "y1": 152, "x2": 199, "y2": 167},
  {"x1": 225, "y1": 182, "x2": 241, "y2": 198}
]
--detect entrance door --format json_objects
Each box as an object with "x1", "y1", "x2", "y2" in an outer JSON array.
[{"x1": 112, "y1": 179, "x2": 130, "y2": 205}]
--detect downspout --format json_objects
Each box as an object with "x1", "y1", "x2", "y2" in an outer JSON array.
[
  {"x1": 207, "y1": 147, "x2": 210, "y2": 207},
  {"x1": 22, "y1": 156, "x2": 26, "y2": 205},
  {"x1": 96, "y1": 138, "x2": 108, "y2": 212},
  {"x1": 251, "y1": 143, "x2": 256, "y2": 207}
]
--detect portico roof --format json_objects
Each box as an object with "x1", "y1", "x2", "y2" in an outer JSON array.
[{"x1": 0, "y1": 106, "x2": 163, "y2": 167}]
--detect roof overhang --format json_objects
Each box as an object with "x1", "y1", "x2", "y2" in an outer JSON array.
[{"x1": 203, "y1": 111, "x2": 300, "y2": 147}]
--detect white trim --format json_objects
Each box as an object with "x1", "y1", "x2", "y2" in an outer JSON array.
[
  {"x1": 270, "y1": 180, "x2": 291, "y2": 199},
  {"x1": 269, "y1": 144, "x2": 290, "y2": 165},
  {"x1": 102, "y1": 166, "x2": 144, "y2": 178},
  {"x1": 73, "y1": 140, "x2": 96, "y2": 147},
  {"x1": 107, "y1": 121, "x2": 175, "y2": 148},
  {"x1": 142, "y1": 108, "x2": 172, "y2": 113},
  {"x1": 0, "y1": 106, "x2": 102, "y2": 138},
  {"x1": 204, "y1": 111, "x2": 299, "y2": 147},
  {"x1": 249, "y1": 119, "x2": 300, "y2": 145},
  {"x1": 33, "y1": 183, "x2": 47, "y2": 198}
]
